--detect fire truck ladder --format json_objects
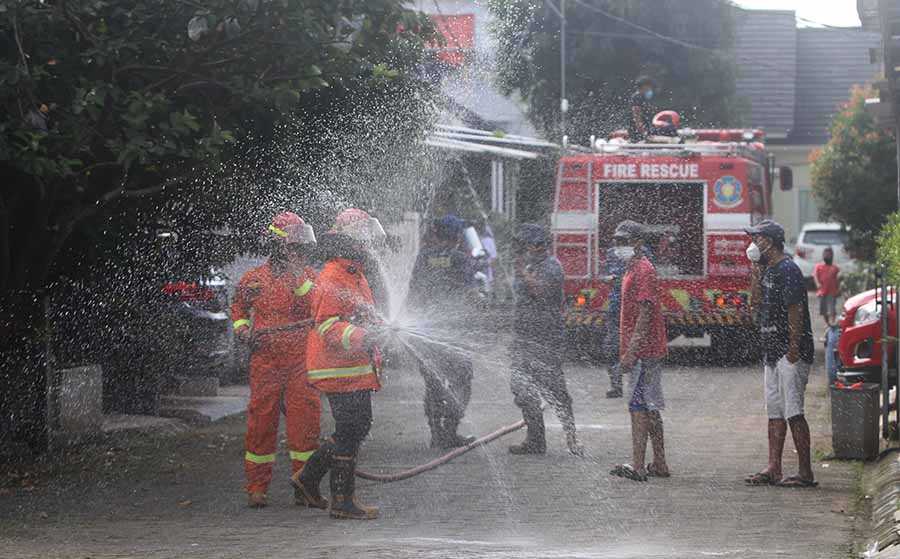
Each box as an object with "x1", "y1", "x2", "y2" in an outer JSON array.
[{"x1": 552, "y1": 160, "x2": 597, "y2": 280}]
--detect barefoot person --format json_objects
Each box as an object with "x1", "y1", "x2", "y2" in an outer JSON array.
[
  {"x1": 609, "y1": 221, "x2": 669, "y2": 482},
  {"x1": 744, "y1": 220, "x2": 817, "y2": 488}
]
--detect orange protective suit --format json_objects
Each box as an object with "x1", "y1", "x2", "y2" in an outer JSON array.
[
  {"x1": 306, "y1": 258, "x2": 381, "y2": 394},
  {"x1": 231, "y1": 263, "x2": 320, "y2": 494}
]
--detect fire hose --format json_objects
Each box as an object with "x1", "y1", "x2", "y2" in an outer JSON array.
[
  {"x1": 355, "y1": 418, "x2": 525, "y2": 483},
  {"x1": 246, "y1": 318, "x2": 527, "y2": 482}
]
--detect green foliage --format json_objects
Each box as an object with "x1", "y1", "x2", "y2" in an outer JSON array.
[
  {"x1": 877, "y1": 211, "x2": 900, "y2": 285},
  {"x1": 0, "y1": 0, "x2": 435, "y2": 302},
  {"x1": 488, "y1": 0, "x2": 740, "y2": 142},
  {"x1": 811, "y1": 87, "x2": 898, "y2": 260}
]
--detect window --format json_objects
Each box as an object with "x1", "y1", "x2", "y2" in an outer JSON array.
[{"x1": 802, "y1": 230, "x2": 848, "y2": 246}]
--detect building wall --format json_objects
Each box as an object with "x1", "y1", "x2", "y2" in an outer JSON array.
[{"x1": 768, "y1": 144, "x2": 819, "y2": 244}]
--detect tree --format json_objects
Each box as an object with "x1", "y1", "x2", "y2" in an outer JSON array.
[
  {"x1": 1, "y1": 0, "x2": 435, "y2": 450},
  {"x1": 877, "y1": 211, "x2": 900, "y2": 285},
  {"x1": 488, "y1": 0, "x2": 740, "y2": 142},
  {"x1": 811, "y1": 86, "x2": 898, "y2": 259}
]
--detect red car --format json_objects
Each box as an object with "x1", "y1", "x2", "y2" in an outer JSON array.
[{"x1": 837, "y1": 288, "x2": 897, "y2": 376}]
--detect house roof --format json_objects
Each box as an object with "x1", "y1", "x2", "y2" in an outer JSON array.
[
  {"x1": 733, "y1": 9, "x2": 797, "y2": 139},
  {"x1": 733, "y1": 9, "x2": 880, "y2": 144},
  {"x1": 792, "y1": 27, "x2": 880, "y2": 143}
]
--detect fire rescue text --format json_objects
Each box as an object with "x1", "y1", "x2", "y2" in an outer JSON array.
[{"x1": 601, "y1": 163, "x2": 700, "y2": 180}]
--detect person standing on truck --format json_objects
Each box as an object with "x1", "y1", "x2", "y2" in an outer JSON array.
[
  {"x1": 744, "y1": 220, "x2": 817, "y2": 489},
  {"x1": 508, "y1": 223, "x2": 584, "y2": 456},
  {"x1": 813, "y1": 246, "x2": 841, "y2": 328},
  {"x1": 630, "y1": 75, "x2": 657, "y2": 142},
  {"x1": 602, "y1": 246, "x2": 627, "y2": 399},
  {"x1": 231, "y1": 212, "x2": 320, "y2": 508},
  {"x1": 292, "y1": 208, "x2": 387, "y2": 520},
  {"x1": 609, "y1": 221, "x2": 670, "y2": 482},
  {"x1": 407, "y1": 215, "x2": 477, "y2": 449}
]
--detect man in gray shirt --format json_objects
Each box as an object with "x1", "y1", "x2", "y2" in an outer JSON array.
[{"x1": 508, "y1": 224, "x2": 583, "y2": 456}]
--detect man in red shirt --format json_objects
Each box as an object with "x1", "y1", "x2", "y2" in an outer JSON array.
[
  {"x1": 813, "y1": 246, "x2": 840, "y2": 327},
  {"x1": 609, "y1": 221, "x2": 670, "y2": 482}
]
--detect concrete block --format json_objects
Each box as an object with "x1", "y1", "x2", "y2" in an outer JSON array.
[{"x1": 56, "y1": 365, "x2": 103, "y2": 435}]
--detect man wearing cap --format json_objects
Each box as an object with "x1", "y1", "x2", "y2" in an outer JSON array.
[
  {"x1": 609, "y1": 220, "x2": 670, "y2": 482},
  {"x1": 507, "y1": 223, "x2": 584, "y2": 456},
  {"x1": 744, "y1": 220, "x2": 817, "y2": 488},
  {"x1": 231, "y1": 211, "x2": 320, "y2": 508}
]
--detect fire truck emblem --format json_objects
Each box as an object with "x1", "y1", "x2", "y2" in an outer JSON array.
[{"x1": 713, "y1": 176, "x2": 743, "y2": 208}]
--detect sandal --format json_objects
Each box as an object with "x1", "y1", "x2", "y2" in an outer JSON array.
[
  {"x1": 646, "y1": 463, "x2": 671, "y2": 478},
  {"x1": 776, "y1": 475, "x2": 818, "y2": 488},
  {"x1": 744, "y1": 471, "x2": 778, "y2": 486},
  {"x1": 610, "y1": 463, "x2": 648, "y2": 482}
]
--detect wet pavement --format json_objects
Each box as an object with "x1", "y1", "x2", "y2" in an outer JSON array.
[{"x1": 0, "y1": 344, "x2": 862, "y2": 559}]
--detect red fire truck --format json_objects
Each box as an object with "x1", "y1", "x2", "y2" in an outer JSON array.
[{"x1": 551, "y1": 129, "x2": 785, "y2": 361}]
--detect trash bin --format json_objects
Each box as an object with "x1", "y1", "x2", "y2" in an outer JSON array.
[{"x1": 831, "y1": 382, "x2": 880, "y2": 460}]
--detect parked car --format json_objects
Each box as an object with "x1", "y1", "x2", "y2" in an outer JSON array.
[
  {"x1": 793, "y1": 222, "x2": 855, "y2": 280},
  {"x1": 160, "y1": 269, "x2": 238, "y2": 386},
  {"x1": 836, "y1": 288, "x2": 897, "y2": 381}
]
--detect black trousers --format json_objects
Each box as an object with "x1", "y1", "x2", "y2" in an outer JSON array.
[
  {"x1": 419, "y1": 347, "x2": 473, "y2": 434},
  {"x1": 510, "y1": 340, "x2": 575, "y2": 434},
  {"x1": 327, "y1": 390, "x2": 373, "y2": 456}
]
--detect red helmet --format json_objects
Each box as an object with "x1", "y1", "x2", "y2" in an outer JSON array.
[
  {"x1": 268, "y1": 211, "x2": 316, "y2": 244},
  {"x1": 652, "y1": 110, "x2": 681, "y2": 129},
  {"x1": 330, "y1": 208, "x2": 386, "y2": 244}
]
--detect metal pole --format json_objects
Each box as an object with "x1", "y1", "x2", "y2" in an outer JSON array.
[
  {"x1": 881, "y1": 267, "x2": 890, "y2": 439},
  {"x1": 560, "y1": 0, "x2": 567, "y2": 145}
]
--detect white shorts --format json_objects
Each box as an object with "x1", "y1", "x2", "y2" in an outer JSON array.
[{"x1": 764, "y1": 356, "x2": 811, "y2": 419}]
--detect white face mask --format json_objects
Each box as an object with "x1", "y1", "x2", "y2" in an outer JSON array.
[
  {"x1": 745, "y1": 242, "x2": 761, "y2": 263},
  {"x1": 613, "y1": 246, "x2": 635, "y2": 261}
]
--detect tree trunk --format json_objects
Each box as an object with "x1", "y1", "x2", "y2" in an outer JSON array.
[{"x1": 0, "y1": 291, "x2": 49, "y2": 456}]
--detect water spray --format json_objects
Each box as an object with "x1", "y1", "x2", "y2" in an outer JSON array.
[{"x1": 351, "y1": 317, "x2": 526, "y2": 483}]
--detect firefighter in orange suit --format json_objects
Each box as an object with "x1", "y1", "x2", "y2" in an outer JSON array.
[
  {"x1": 292, "y1": 208, "x2": 386, "y2": 520},
  {"x1": 231, "y1": 212, "x2": 320, "y2": 508}
]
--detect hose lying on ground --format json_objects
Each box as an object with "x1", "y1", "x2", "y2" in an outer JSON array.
[{"x1": 355, "y1": 419, "x2": 526, "y2": 483}]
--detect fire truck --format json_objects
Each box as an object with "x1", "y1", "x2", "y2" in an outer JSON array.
[{"x1": 551, "y1": 128, "x2": 788, "y2": 361}]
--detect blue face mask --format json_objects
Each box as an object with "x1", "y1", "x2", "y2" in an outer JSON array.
[{"x1": 643, "y1": 89, "x2": 654, "y2": 101}]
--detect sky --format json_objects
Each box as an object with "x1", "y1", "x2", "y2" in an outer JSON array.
[{"x1": 733, "y1": 0, "x2": 862, "y2": 27}]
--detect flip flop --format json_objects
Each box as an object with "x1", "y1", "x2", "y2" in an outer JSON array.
[
  {"x1": 744, "y1": 471, "x2": 778, "y2": 486},
  {"x1": 776, "y1": 475, "x2": 819, "y2": 488},
  {"x1": 610, "y1": 464, "x2": 648, "y2": 482},
  {"x1": 646, "y1": 463, "x2": 671, "y2": 478}
]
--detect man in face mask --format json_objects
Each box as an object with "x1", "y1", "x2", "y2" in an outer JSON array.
[
  {"x1": 630, "y1": 75, "x2": 657, "y2": 142},
  {"x1": 507, "y1": 223, "x2": 583, "y2": 456},
  {"x1": 813, "y1": 246, "x2": 840, "y2": 328},
  {"x1": 608, "y1": 221, "x2": 669, "y2": 482},
  {"x1": 744, "y1": 220, "x2": 817, "y2": 489}
]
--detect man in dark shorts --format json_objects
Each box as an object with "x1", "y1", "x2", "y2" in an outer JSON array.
[
  {"x1": 630, "y1": 76, "x2": 657, "y2": 142},
  {"x1": 744, "y1": 220, "x2": 817, "y2": 489},
  {"x1": 609, "y1": 221, "x2": 670, "y2": 482}
]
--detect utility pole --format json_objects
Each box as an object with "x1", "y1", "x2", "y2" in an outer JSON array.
[
  {"x1": 881, "y1": 0, "x2": 900, "y2": 208},
  {"x1": 559, "y1": 0, "x2": 568, "y2": 147}
]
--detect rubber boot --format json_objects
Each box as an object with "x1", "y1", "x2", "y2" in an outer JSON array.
[
  {"x1": 329, "y1": 455, "x2": 379, "y2": 520},
  {"x1": 291, "y1": 440, "x2": 332, "y2": 509},
  {"x1": 509, "y1": 409, "x2": 546, "y2": 455},
  {"x1": 439, "y1": 416, "x2": 476, "y2": 449}
]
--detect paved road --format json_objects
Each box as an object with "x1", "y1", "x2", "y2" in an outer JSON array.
[{"x1": 1, "y1": 344, "x2": 861, "y2": 559}]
